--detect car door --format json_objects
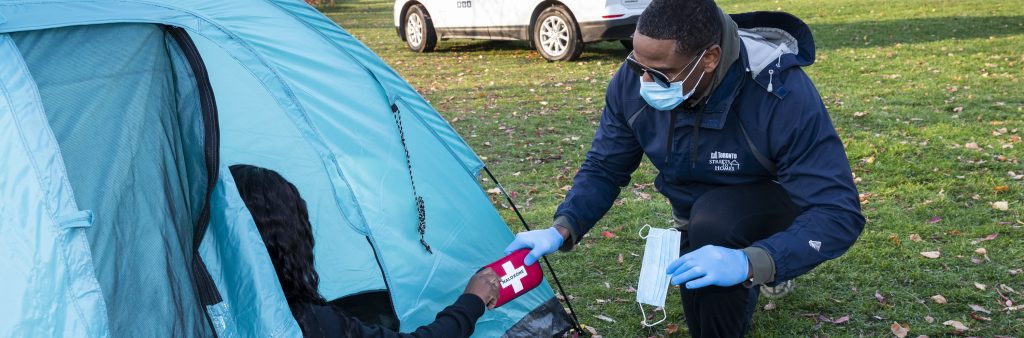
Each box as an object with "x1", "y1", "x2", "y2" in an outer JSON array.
[
  {"x1": 416, "y1": 0, "x2": 466, "y2": 32},
  {"x1": 471, "y1": 0, "x2": 539, "y2": 40}
]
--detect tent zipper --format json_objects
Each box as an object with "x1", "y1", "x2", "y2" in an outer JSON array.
[{"x1": 165, "y1": 26, "x2": 223, "y2": 337}]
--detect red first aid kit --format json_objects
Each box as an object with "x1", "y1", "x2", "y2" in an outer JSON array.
[{"x1": 484, "y1": 249, "x2": 543, "y2": 308}]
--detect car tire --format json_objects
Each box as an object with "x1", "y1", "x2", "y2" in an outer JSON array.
[
  {"x1": 405, "y1": 5, "x2": 437, "y2": 53},
  {"x1": 532, "y1": 6, "x2": 583, "y2": 61},
  {"x1": 620, "y1": 39, "x2": 633, "y2": 51}
]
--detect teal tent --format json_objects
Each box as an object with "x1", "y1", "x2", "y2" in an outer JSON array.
[{"x1": 0, "y1": 1, "x2": 570, "y2": 336}]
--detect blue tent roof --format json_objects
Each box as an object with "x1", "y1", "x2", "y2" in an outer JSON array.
[{"x1": 0, "y1": 1, "x2": 568, "y2": 336}]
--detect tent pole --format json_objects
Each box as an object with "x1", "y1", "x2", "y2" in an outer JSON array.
[{"x1": 483, "y1": 166, "x2": 586, "y2": 336}]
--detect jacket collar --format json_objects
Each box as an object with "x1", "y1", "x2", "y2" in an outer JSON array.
[{"x1": 671, "y1": 44, "x2": 747, "y2": 130}]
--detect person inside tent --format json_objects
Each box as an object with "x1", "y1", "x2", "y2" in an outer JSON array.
[{"x1": 229, "y1": 164, "x2": 500, "y2": 337}]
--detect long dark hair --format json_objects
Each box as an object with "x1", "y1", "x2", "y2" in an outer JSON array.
[{"x1": 229, "y1": 164, "x2": 326, "y2": 319}]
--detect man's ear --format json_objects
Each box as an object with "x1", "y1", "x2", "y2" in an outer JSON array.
[{"x1": 701, "y1": 45, "x2": 722, "y2": 74}]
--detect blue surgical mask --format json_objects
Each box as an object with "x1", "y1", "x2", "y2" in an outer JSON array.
[
  {"x1": 636, "y1": 224, "x2": 680, "y2": 327},
  {"x1": 638, "y1": 49, "x2": 707, "y2": 111}
]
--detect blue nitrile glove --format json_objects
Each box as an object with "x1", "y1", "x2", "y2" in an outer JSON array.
[
  {"x1": 666, "y1": 245, "x2": 750, "y2": 289},
  {"x1": 504, "y1": 227, "x2": 564, "y2": 266}
]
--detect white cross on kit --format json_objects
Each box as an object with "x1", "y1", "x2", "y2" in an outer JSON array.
[{"x1": 500, "y1": 261, "x2": 528, "y2": 293}]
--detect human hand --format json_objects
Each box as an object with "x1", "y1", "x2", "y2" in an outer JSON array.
[
  {"x1": 464, "y1": 267, "x2": 500, "y2": 309},
  {"x1": 666, "y1": 245, "x2": 749, "y2": 289},
  {"x1": 503, "y1": 227, "x2": 566, "y2": 266}
]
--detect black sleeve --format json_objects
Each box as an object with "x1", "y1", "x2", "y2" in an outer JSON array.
[{"x1": 301, "y1": 294, "x2": 486, "y2": 338}]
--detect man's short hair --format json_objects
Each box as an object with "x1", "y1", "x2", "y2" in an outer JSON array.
[{"x1": 637, "y1": 0, "x2": 723, "y2": 56}]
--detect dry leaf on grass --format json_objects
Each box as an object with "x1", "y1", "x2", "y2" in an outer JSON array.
[
  {"x1": 942, "y1": 320, "x2": 969, "y2": 331},
  {"x1": 924, "y1": 315, "x2": 935, "y2": 324},
  {"x1": 920, "y1": 251, "x2": 941, "y2": 259},
  {"x1": 908, "y1": 234, "x2": 923, "y2": 242},
  {"x1": 926, "y1": 216, "x2": 942, "y2": 224},
  {"x1": 969, "y1": 312, "x2": 992, "y2": 322},
  {"x1": 931, "y1": 295, "x2": 947, "y2": 304},
  {"x1": 992, "y1": 201, "x2": 1009, "y2": 210},
  {"x1": 764, "y1": 301, "x2": 776, "y2": 311},
  {"x1": 969, "y1": 304, "x2": 991, "y2": 314},
  {"x1": 665, "y1": 323, "x2": 679, "y2": 335},
  {"x1": 890, "y1": 322, "x2": 909, "y2": 337},
  {"x1": 600, "y1": 231, "x2": 616, "y2": 239},
  {"x1": 594, "y1": 314, "x2": 616, "y2": 323},
  {"x1": 617, "y1": 253, "x2": 623, "y2": 264},
  {"x1": 974, "y1": 282, "x2": 987, "y2": 290},
  {"x1": 970, "y1": 233, "x2": 998, "y2": 244},
  {"x1": 875, "y1": 290, "x2": 887, "y2": 304}
]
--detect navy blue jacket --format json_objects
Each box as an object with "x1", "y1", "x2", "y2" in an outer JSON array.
[{"x1": 554, "y1": 12, "x2": 864, "y2": 283}]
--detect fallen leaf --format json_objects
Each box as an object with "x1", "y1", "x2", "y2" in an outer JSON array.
[
  {"x1": 992, "y1": 201, "x2": 1009, "y2": 210},
  {"x1": 764, "y1": 301, "x2": 776, "y2": 311},
  {"x1": 969, "y1": 312, "x2": 991, "y2": 322},
  {"x1": 665, "y1": 323, "x2": 679, "y2": 335},
  {"x1": 921, "y1": 251, "x2": 941, "y2": 259},
  {"x1": 833, "y1": 315, "x2": 850, "y2": 324},
  {"x1": 875, "y1": 290, "x2": 887, "y2": 304},
  {"x1": 926, "y1": 216, "x2": 942, "y2": 224},
  {"x1": 975, "y1": 247, "x2": 988, "y2": 256},
  {"x1": 942, "y1": 320, "x2": 968, "y2": 331},
  {"x1": 617, "y1": 253, "x2": 624, "y2": 264},
  {"x1": 486, "y1": 187, "x2": 502, "y2": 195},
  {"x1": 970, "y1": 233, "x2": 998, "y2": 244},
  {"x1": 975, "y1": 282, "x2": 987, "y2": 290},
  {"x1": 909, "y1": 234, "x2": 923, "y2": 242},
  {"x1": 594, "y1": 314, "x2": 616, "y2": 323},
  {"x1": 601, "y1": 231, "x2": 616, "y2": 239},
  {"x1": 1000, "y1": 284, "x2": 1018, "y2": 294},
  {"x1": 890, "y1": 322, "x2": 909, "y2": 338},
  {"x1": 969, "y1": 304, "x2": 991, "y2": 314},
  {"x1": 924, "y1": 315, "x2": 935, "y2": 324},
  {"x1": 931, "y1": 294, "x2": 947, "y2": 304},
  {"x1": 994, "y1": 185, "x2": 1009, "y2": 192},
  {"x1": 965, "y1": 142, "x2": 980, "y2": 150},
  {"x1": 1009, "y1": 269, "x2": 1022, "y2": 276}
]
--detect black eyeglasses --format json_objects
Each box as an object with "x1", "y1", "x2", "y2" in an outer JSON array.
[{"x1": 624, "y1": 49, "x2": 707, "y2": 88}]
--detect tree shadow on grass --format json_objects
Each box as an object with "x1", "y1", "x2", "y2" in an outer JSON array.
[{"x1": 811, "y1": 16, "x2": 1024, "y2": 50}]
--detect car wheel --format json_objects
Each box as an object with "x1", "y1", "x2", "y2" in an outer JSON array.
[
  {"x1": 532, "y1": 6, "x2": 583, "y2": 61},
  {"x1": 405, "y1": 5, "x2": 437, "y2": 52},
  {"x1": 620, "y1": 39, "x2": 633, "y2": 51}
]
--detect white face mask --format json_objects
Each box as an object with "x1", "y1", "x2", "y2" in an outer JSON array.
[{"x1": 635, "y1": 224, "x2": 680, "y2": 327}]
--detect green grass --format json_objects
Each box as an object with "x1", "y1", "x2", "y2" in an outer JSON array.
[{"x1": 322, "y1": 1, "x2": 1024, "y2": 336}]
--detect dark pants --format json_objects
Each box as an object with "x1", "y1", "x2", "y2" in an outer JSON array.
[{"x1": 676, "y1": 182, "x2": 800, "y2": 338}]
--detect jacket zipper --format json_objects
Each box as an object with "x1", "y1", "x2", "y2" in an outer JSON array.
[
  {"x1": 666, "y1": 110, "x2": 678, "y2": 163},
  {"x1": 691, "y1": 111, "x2": 704, "y2": 169}
]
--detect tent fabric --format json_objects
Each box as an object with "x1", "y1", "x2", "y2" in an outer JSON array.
[
  {"x1": 0, "y1": 1, "x2": 570, "y2": 337},
  {"x1": 201, "y1": 166, "x2": 303, "y2": 338},
  {"x1": 0, "y1": 34, "x2": 109, "y2": 337},
  {"x1": 11, "y1": 23, "x2": 213, "y2": 337}
]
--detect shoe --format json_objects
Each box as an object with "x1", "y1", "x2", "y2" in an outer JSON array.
[{"x1": 760, "y1": 280, "x2": 795, "y2": 299}]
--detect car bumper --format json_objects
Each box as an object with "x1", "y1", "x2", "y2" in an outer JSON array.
[{"x1": 578, "y1": 16, "x2": 637, "y2": 43}]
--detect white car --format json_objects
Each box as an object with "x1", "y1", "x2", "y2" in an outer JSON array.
[{"x1": 394, "y1": 0, "x2": 650, "y2": 61}]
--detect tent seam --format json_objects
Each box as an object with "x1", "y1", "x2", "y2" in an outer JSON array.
[
  {"x1": 263, "y1": 0, "x2": 482, "y2": 177},
  {"x1": 0, "y1": 35, "x2": 99, "y2": 336}
]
